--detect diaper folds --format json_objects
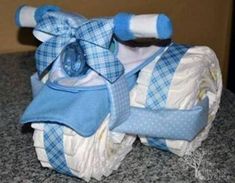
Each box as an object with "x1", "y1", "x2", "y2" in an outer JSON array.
[
  {"x1": 130, "y1": 45, "x2": 222, "y2": 156},
  {"x1": 32, "y1": 119, "x2": 135, "y2": 182},
  {"x1": 16, "y1": 5, "x2": 222, "y2": 182},
  {"x1": 20, "y1": 39, "x2": 167, "y2": 181},
  {"x1": 25, "y1": 43, "x2": 222, "y2": 181},
  {"x1": 26, "y1": 43, "x2": 222, "y2": 181}
]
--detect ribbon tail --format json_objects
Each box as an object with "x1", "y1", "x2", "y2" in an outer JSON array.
[
  {"x1": 107, "y1": 75, "x2": 130, "y2": 129},
  {"x1": 44, "y1": 123, "x2": 72, "y2": 175}
]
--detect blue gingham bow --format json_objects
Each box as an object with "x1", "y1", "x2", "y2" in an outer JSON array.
[{"x1": 35, "y1": 14, "x2": 124, "y2": 83}]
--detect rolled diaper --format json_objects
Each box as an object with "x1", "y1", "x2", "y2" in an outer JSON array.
[
  {"x1": 114, "y1": 13, "x2": 173, "y2": 40},
  {"x1": 128, "y1": 43, "x2": 222, "y2": 156},
  {"x1": 31, "y1": 119, "x2": 135, "y2": 182}
]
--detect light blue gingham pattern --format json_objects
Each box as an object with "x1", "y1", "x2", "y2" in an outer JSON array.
[
  {"x1": 44, "y1": 123, "x2": 72, "y2": 175},
  {"x1": 37, "y1": 12, "x2": 130, "y2": 175},
  {"x1": 107, "y1": 75, "x2": 130, "y2": 129},
  {"x1": 35, "y1": 13, "x2": 83, "y2": 75},
  {"x1": 35, "y1": 13, "x2": 124, "y2": 83},
  {"x1": 111, "y1": 43, "x2": 208, "y2": 143},
  {"x1": 77, "y1": 19, "x2": 124, "y2": 83},
  {"x1": 146, "y1": 43, "x2": 190, "y2": 150},
  {"x1": 146, "y1": 43, "x2": 190, "y2": 109}
]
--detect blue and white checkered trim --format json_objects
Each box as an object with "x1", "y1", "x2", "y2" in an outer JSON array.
[
  {"x1": 35, "y1": 14, "x2": 78, "y2": 75},
  {"x1": 77, "y1": 19, "x2": 124, "y2": 83},
  {"x1": 44, "y1": 123, "x2": 72, "y2": 175},
  {"x1": 145, "y1": 43, "x2": 190, "y2": 150},
  {"x1": 146, "y1": 43, "x2": 190, "y2": 109},
  {"x1": 107, "y1": 75, "x2": 130, "y2": 129}
]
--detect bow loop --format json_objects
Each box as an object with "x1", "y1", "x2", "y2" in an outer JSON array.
[
  {"x1": 75, "y1": 19, "x2": 114, "y2": 48},
  {"x1": 34, "y1": 13, "x2": 124, "y2": 83},
  {"x1": 34, "y1": 13, "x2": 82, "y2": 75},
  {"x1": 35, "y1": 15, "x2": 73, "y2": 36},
  {"x1": 74, "y1": 18, "x2": 124, "y2": 83}
]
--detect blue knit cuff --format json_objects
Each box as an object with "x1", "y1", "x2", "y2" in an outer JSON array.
[
  {"x1": 35, "y1": 5, "x2": 60, "y2": 22},
  {"x1": 15, "y1": 4, "x2": 26, "y2": 27},
  {"x1": 114, "y1": 12, "x2": 135, "y2": 41},
  {"x1": 157, "y1": 14, "x2": 173, "y2": 39}
]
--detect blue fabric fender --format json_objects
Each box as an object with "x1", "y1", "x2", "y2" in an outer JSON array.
[
  {"x1": 21, "y1": 74, "x2": 137, "y2": 137},
  {"x1": 113, "y1": 97, "x2": 209, "y2": 141}
]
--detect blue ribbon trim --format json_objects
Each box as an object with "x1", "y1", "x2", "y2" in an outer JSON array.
[
  {"x1": 44, "y1": 123, "x2": 72, "y2": 176},
  {"x1": 146, "y1": 43, "x2": 190, "y2": 150}
]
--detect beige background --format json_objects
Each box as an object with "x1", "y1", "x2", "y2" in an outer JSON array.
[{"x1": 0, "y1": 0, "x2": 233, "y2": 84}]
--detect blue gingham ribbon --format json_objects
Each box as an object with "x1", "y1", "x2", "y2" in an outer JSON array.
[
  {"x1": 38, "y1": 13, "x2": 131, "y2": 175},
  {"x1": 35, "y1": 14, "x2": 124, "y2": 83},
  {"x1": 146, "y1": 43, "x2": 190, "y2": 150},
  {"x1": 44, "y1": 123, "x2": 72, "y2": 175},
  {"x1": 146, "y1": 43, "x2": 190, "y2": 109},
  {"x1": 35, "y1": 13, "x2": 130, "y2": 126},
  {"x1": 112, "y1": 43, "x2": 207, "y2": 142}
]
